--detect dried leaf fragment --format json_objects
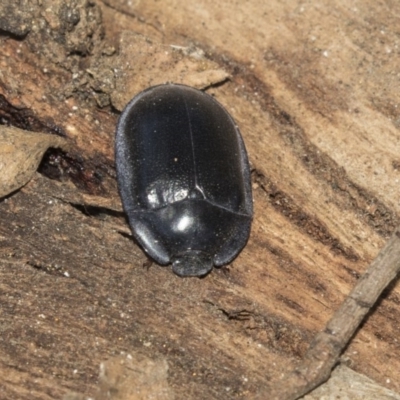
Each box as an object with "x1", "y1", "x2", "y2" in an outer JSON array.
[
  {"x1": 0, "y1": 125, "x2": 69, "y2": 198},
  {"x1": 303, "y1": 365, "x2": 400, "y2": 400}
]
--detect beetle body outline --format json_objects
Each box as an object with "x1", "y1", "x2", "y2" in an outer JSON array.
[{"x1": 115, "y1": 84, "x2": 252, "y2": 277}]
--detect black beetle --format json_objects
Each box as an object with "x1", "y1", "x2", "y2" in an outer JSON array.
[{"x1": 115, "y1": 83, "x2": 252, "y2": 277}]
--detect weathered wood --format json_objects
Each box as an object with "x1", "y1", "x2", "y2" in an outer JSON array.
[
  {"x1": 268, "y1": 227, "x2": 400, "y2": 399},
  {"x1": 0, "y1": 0, "x2": 400, "y2": 399}
]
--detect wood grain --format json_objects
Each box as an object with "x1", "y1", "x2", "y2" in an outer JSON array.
[{"x1": 0, "y1": 0, "x2": 399, "y2": 398}]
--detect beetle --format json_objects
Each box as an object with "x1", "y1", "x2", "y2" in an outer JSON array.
[{"x1": 115, "y1": 83, "x2": 252, "y2": 277}]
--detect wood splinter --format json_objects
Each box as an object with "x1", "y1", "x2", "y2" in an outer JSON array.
[{"x1": 264, "y1": 227, "x2": 400, "y2": 400}]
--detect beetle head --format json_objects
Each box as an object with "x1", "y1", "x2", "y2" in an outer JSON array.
[{"x1": 172, "y1": 251, "x2": 213, "y2": 277}]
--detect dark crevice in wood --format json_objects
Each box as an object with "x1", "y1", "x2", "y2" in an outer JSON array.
[
  {"x1": 0, "y1": 94, "x2": 66, "y2": 136},
  {"x1": 38, "y1": 148, "x2": 112, "y2": 195},
  {"x1": 68, "y1": 202, "x2": 124, "y2": 219}
]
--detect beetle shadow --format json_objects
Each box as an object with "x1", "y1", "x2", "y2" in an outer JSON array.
[{"x1": 117, "y1": 228, "x2": 157, "y2": 271}]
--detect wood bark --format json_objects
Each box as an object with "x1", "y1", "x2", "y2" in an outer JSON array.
[{"x1": 1, "y1": 0, "x2": 400, "y2": 399}]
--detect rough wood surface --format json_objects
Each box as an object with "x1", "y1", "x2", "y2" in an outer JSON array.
[
  {"x1": 1, "y1": 0, "x2": 400, "y2": 399},
  {"x1": 268, "y1": 226, "x2": 400, "y2": 399}
]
